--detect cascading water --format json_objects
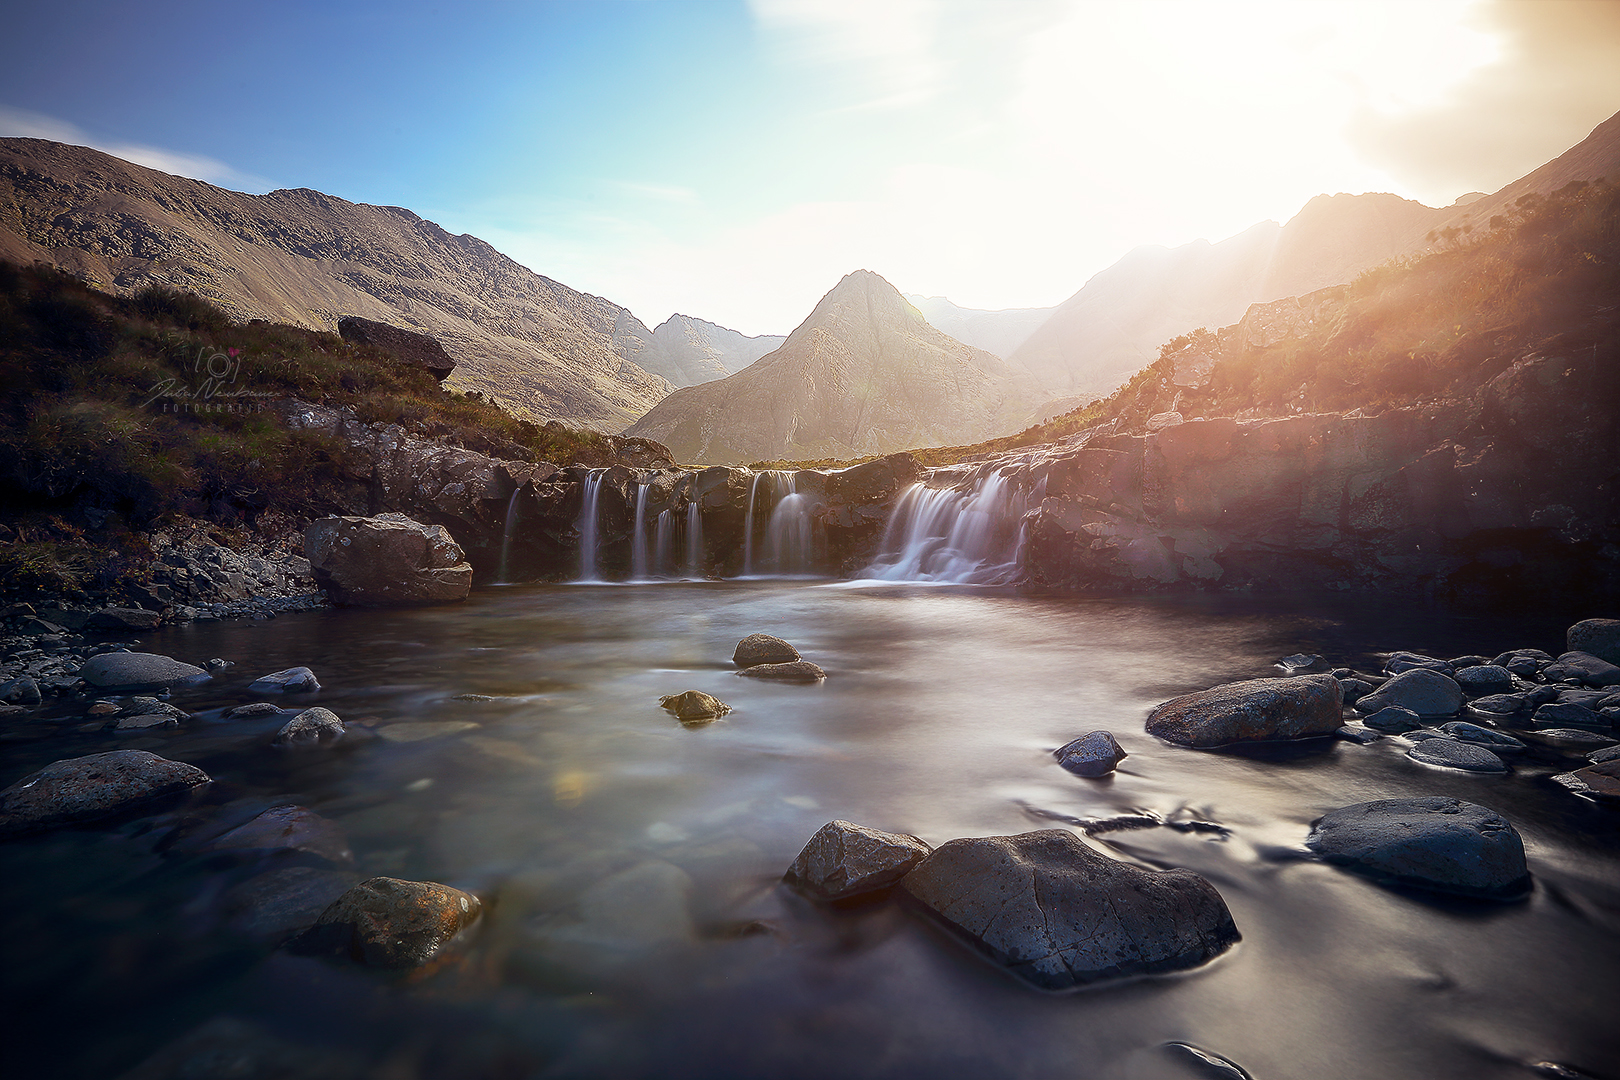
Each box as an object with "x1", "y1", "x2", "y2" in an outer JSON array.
[
  {"x1": 496, "y1": 487, "x2": 522, "y2": 584},
  {"x1": 654, "y1": 510, "x2": 674, "y2": 579},
  {"x1": 576, "y1": 469, "x2": 606, "y2": 582},
  {"x1": 629, "y1": 481, "x2": 651, "y2": 581},
  {"x1": 743, "y1": 470, "x2": 813, "y2": 575},
  {"x1": 861, "y1": 468, "x2": 1029, "y2": 584},
  {"x1": 685, "y1": 500, "x2": 703, "y2": 578}
]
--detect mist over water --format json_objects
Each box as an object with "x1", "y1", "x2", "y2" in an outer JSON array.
[{"x1": 3, "y1": 582, "x2": 1617, "y2": 1079}]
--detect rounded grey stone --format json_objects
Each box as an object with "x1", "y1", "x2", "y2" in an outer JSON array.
[
  {"x1": 79, "y1": 652, "x2": 209, "y2": 690},
  {"x1": 1055, "y1": 731, "x2": 1128, "y2": 777},
  {"x1": 1454, "y1": 665, "x2": 1513, "y2": 697},
  {"x1": 785, "y1": 820, "x2": 932, "y2": 901},
  {"x1": 1567, "y1": 619, "x2": 1620, "y2": 666},
  {"x1": 737, "y1": 660, "x2": 826, "y2": 682},
  {"x1": 1362, "y1": 706, "x2": 1422, "y2": 733},
  {"x1": 1407, "y1": 738, "x2": 1508, "y2": 772},
  {"x1": 273, "y1": 707, "x2": 345, "y2": 747},
  {"x1": 249, "y1": 667, "x2": 321, "y2": 694},
  {"x1": 1306, "y1": 797, "x2": 1529, "y2": 898},
  {"x1": 1145, "y1": 675, "x2": 1343, "y2": 748},
  {"x1": 1354, "y1": 668, "x2": 1464, "y2": 718},
  {"x1": 0, "y1": 750, "x2": 209, "y2": 835},
  {"x1": 732, "y1": 634, "x2": 801, "y2": 668}
]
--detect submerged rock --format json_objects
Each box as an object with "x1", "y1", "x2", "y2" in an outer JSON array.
[
  {"x1": 898, "y1": 829, "x2": 1239, "y2": 989},
  {"x1": 1145, "y1": 675, "x2": 1342, "y2": 748},
  {"x1": 659, "y1": 690, "x2": 731, "y2": 722},
  {"x1": 249, "y1": 667, "x2": 321, "y2": 694},
  {"x1": 1407, "y1": 738, "x2": 1508, "y2": 773},
  {"x1": 223, "y1": 866, "x2": 361, "y2": 943},
  {"x1": 738, "y1": 660, "x2": 826, "y2": 682},
  {"x1": 733, "y1": 634, "x2": 802, "y2": 668},
  {"x1": 305, "y1": 513, "x2": 474, "y2": 607},
  {"x1": 0, "y1": 750, "x2": 209, "y2": 835},
  {"x1": 204, "y1": 805, "x2": 353, "y2": 864},
  {"x1": 1568, "y1": 619, "x2": 1620, "y2": 666},
  {"x1": 288, "y1": 876, "x2": 481, "y2": 969},
  {"x1": 1525, "y1": 728, "x2": 1618, "y2": 750},
  {"x1": 784, "y1": 820, "x2": 932, "y2": 901},
  {"x1": 272, "y1": 707, "x2": 345, "y2": 747},
  {"x1": 79, "y1": 652, "x2": 209, "y2": 690},
  {"x1": 1354, "y1": 668, "x2": 1464, "y2": 718},
  {"x1": 1054, "y1": 731, "x2": 1128, "y2": 777},
  {"x1": 227, "y1": 702, "x2": 285, "y2": 718},
  {"x1": 1306, "y1": 797, "x2": 1529, "y2": 899}
]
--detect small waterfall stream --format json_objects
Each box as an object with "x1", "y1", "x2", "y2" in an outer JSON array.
[
  {"x1": 576, "y1": 469, "x2": 606, "y2": 582},
  {"x1": 685, "y1": 500, "x2": 703, "y2": 578},
  {"x1": 655, "y1": 510, "x2": 674, "y2": 579},
  {"x1": 629, "y1": 481, "x2": 651, "y2": 581},
  {"x1": 742, "y1": 471, "x2": 813, "y2": 576},
  {"x1": 496, "y1": 487, "x2": 522, "y2": 584},
  {"x1": 860, "y1": 468, "x2": 1030, "y2": 584}
]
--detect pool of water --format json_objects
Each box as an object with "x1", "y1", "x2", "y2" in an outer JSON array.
[{"x1": 2, "y1": 582, "x2": 1616, "y2": 1079}]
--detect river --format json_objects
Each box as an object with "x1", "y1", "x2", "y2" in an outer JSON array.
[{"x1": 2, "y1": 581, "x2": 1616, "y2": 1079}]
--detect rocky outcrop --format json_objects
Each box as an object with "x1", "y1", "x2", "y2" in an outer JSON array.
[
  {"x1": 898, "y1": 830, "x2": 1239, "y2": 989},
  {"x1": 0, "y1": 138, "x2": 671, "y2": 427},
  {"x1": 625, "y1": 270, "x2": 1039, "y2": 464},
  {"x1": 0, "y1": 750, "x2": 209, "y2": 835},
  {"x1": 305, "y1": 513, "x2": 473, "y2": 606},
  {"x1": 337, "y1": 315, "x2": 456, "y2": 380},
  {"x1": 1145, "y1": 675, "x2": 1343, "y2": 748},
  {"x1": 1306, "y1": 798, "x2": 1530, "y2": 899}
]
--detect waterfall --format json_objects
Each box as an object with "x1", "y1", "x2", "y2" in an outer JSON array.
[
  {"x1": 496, "y1": 487, "x2": 522, "y2": 584},
  {"x1": 577, "y1": 469, "x2": 606, "y2": 581},
  {"x1": 861, "y1": 468, "x2": 1029, "y2": 584},
  {"x1": 655, "y1": 509, "x2": 674, "y2": 579},
  {"x1": 685, "y1": 499, "x2": 703, "y2": 578},
  {"x1": 629, "y1": 481, "x2": 651, "y2": 581},
  {"x1": 744, "y1": 470, "x2": 807, "y2": 576}
]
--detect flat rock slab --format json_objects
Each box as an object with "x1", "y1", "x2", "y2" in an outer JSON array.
[
  {"x1": 733, "y1": 634, "x2": 801, "y2": 668},
  {"x1": 1145, "y1": 675, "x2": 1342, "y2": 747},
  {"x1": 1054, "y1": 731, "x2": 1128, "y2": 776},
  {"x1": 0, "y1": 750, "x2": 209, "y2": 835},
  {"x1": 659, "y1": 690, "x2": 731, "y2": 722},
  {"x1": 79, "y1": 652, "x2": 208, "y2": 690},
  {"x1": 1306, "y1": 797, "x2": 1530, "y2": 899},
  {"x1": 899, "y1": 829, "x2": 1239, "y2": 990},
  {"x1": 737, "y1": 660, "x2": 826, "y2": 682},
  {"x1": 288, "y1": 876, "x2": 481, "y2": 969},
  {"x1": 1407, "y1": 738, "x2": 1508, "y2": 772},
  {"x1": 87, "y1": 607, "x2": 162, "y2": 631},
  {"x1": 1355, "y1": 668, "x2": 1464, "y2": 718},
  {"x1": 1553, "y1": 760, "x2": 1620, "y2": 802},
  {"x1": 1439, "y1": 722, "x2": 1525, "y2": 753},
  {"x1": 785, "y1": 820, "x2": 932, "y2": 901}
]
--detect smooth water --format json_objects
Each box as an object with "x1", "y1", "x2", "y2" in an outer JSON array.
[{"x1": 3, "y1": 584, "x2": 1618, "y2": 1079}]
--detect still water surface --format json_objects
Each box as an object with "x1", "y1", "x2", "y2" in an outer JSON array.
[{"x1": 3, "y1": 582, "x2": 1617, "y2": 1079}]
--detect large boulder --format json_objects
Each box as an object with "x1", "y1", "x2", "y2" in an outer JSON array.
[
  {"x1": 1306, "y1": 797, "x2": 1529, "y2": 899},
  {"x1": 1543, "y1": 651, "x2": 1620, "y2": 688},
  {"x1": 337, "y1": 315, "x2": 456, "y2": 380},
  {"x1": 1354, "y1": 668, "x2": 1464, "y2": 717},
  {"x1": 0, "y1": 751, "x2": 209, "y2": 835},
  {"x1": 1567, "y1": 619, "x2": 1620, "y2": 666},
  {"x1": 1145, "y1": 675, "x2": 1342, "y2": 748},
  {"x1": 304, "y1": 513, "x2": 473, "y2": 606},
  {"x1": 784, "y1": 820, "x2": 932, "y2": 902},
  {"x1": 898, "y1": 830, "x2": 1239, "y2": 989},
  {"x1": 79, "y1": 652, "x2": 209, "y2": 690},
  {"x1": 732, "y1": 634, "x2": 801, "y2": 668},
  {"x1": 288, "y1": 876, "x2": 481, "y2": 969}
]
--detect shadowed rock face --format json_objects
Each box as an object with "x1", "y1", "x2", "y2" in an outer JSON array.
[
  {"x1": 305, "y1": 513, "x2": 473, "y2": 606},
  {"x1": 0, "y1": 137, "x2": 669, "y2": 427},
  {"x1": 624, "y1": 270, "x2": 1039, "y2": 464},
  {"x1": 899, "y1": 830, "x2": 1239, "y2": 989},
  {"x1": 1146, "y1": 675, "x2": 1344, "y2": 748},
  {"x1": 337, "y1": 316, "x2": 456, "y2": 380}
]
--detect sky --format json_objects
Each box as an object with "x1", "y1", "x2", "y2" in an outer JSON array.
[{"x1": 2, "y1": 0, "x2": 1618, "y2": 337}]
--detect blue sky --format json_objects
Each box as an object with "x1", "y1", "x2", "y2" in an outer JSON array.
[{"x1": 3, "y1": 1, "x2": 1619, "y2": 336}]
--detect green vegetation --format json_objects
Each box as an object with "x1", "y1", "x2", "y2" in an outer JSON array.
[{"x1": 0, "y1": 262, "x2": 611, "y2": 599}]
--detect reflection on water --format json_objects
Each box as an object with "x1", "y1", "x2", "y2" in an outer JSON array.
[{"x1": 2, "y1": 583, "x2": 1617, "y2": 1079}]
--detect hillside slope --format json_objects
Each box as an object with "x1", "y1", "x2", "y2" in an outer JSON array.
[
  {"x1": 624, "y1": 270, "x2": 1037, "y2": 464},
  {"x1": 0, "y1": 138, "x2": 671, "y2": 428}
]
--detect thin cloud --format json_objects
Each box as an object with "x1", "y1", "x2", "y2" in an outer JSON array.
[
  {"x1": 0, "y1": 105, "x2": 276, "y2": 192},
  {"x1": 607, "y1": 180, "x2": 701, "y2": 204}
]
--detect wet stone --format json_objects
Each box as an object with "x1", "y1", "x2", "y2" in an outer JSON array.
[
  {"x1": 1145, "y1": 675, "x2": 1343, "y2": 748},
  {"x1": 1552, "y1": 760, "x2": 1620, "y2": 803},
  {"x1": 659, "y1": 690, "x2": 732, "y2": 722},
  {"x1": 1407, "y1": 738, "x2": 1508, "y2": 773},
  {"x1": 1306, "y1": 797, "x2": 1530, "y2": 899},
  {"x1": 733, "y1": 634, "x2": 802, "y2": 668},
  {"x1": 249, "y1": 666, "x2": 321, "y2": 693},
  {"x1": 1469, "y1": 694, "x2": 1527, "y2": 717},
  {"x1": 1354, "y1": 669, "x2": 1464, "y2": 718},
  {"x1": 1532, "y1": 702, "x2": 1607, "y2": 730},
  {"x1": 1439, "y1": 721, "x2": 1525, "y2": 753},
  {"x1": 784, "y1": 820, "x2": 932, "y2": 902},
  {"x1": 1055, "y1": 731, "x2": 1128, "y2": 776},
  {"x1": 227, "y1": 702, "x2": 285, "y2": 718},
  {"x1": 1543, "y1": 652, "x2": 1620, "y2": 688},
  {"x1": 737, "y1": 660, "x2": 826, "y2": 682},
  {"x1": 1336, "y1": 724, "x2": 1383, "y2": 744},
  {"x1": 1568, "y1": 619, "x2": 1620, "y2": 666},
  {"x1": 0, "y1": 750, "x2": 209, "y2": 835},
  {"x1": 78, "y1": 652, "x2": 208, "y2": 690},
  {"x1": 204, "y1": 804, "x2": 353, "y2": 864},
  {"x1": 1384, "y1": 652, "x2": 1453, "y2": 676},
  {"x1": 272, "y1": 707, "x2": 345, "y2": 747},
  {"x1": 1523, "y1": 728, "x2": 1619, "y2": 750},
  {"x1": 288, "y1": 876, "x2": 482, "y2": 969},
  {"x1": 1362, "y1": 706, "x2": 1422, "y2": 733},
  {"x1": 1454, "y1": 665, "x2": 1514, "y2": 697}
]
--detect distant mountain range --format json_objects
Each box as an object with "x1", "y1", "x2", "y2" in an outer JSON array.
[
  {"x1": 634, "y1": 314, "x2": 784, "y2": 389},
  {"x1": 624, "y1": 270, "x2": 1037, "y2": 463}
]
